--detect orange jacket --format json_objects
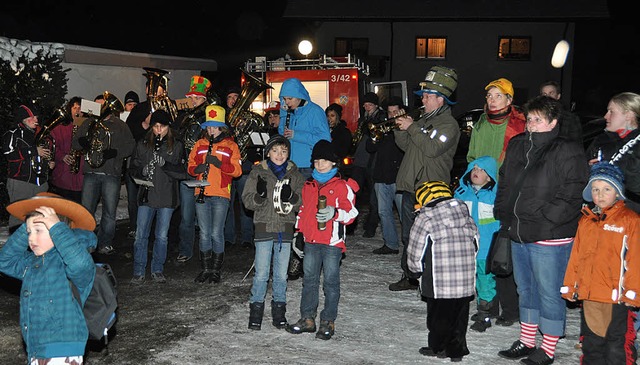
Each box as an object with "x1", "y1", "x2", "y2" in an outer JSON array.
[
  {"x1": 562, "y1": 200, "x2": 640, "y2": 307},
  {"x1": 187, "y1": 136, "x2": 242, "y2": 199}
]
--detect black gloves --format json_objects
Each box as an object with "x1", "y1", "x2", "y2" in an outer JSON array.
[
  {"x1": 205, "y1": 154, "x2": 222, "y2": 168},
  {"x1": 280, "y1": 183, "x2": 292, "y2": 203},
  {"x1": 78, "y1": 136, "x2": 90, "y2": 150},
  {"x1": 193, "y1": 164, "x2": 207, "y2": 175},
  {"x1": 257, "y1": 176, "x2": 267, "y2": 198},
  {"x1": 102, "y1": 148, "x2": 117, "y2": 160}
]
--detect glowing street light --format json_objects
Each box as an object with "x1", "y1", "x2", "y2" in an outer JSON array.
[
  {"x1": 298, "y1": 40, "x2": 313, "y2": 57},
  {"x1": 551, "y1": 40, "x2": 570, "y2": 68}
]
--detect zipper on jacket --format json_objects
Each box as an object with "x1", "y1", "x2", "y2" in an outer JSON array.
[{"x1": 514, "y1": 134, "x2": 534, "y2": 243}]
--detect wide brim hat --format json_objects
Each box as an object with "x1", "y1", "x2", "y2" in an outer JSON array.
[
  {"x1": 414, "y1": 65, "x2": 458, "y2": 105},
  {"x1": 186, "y1": 76, "x2": 212, "y2": 98},
  {"x1": 485, "y1": 78, "x2": 515, "y2": 98},
  {"x1": 582, "y1": 162, "x2": 626, "y2": 202},
  {"x1": 7, "y1": 192, "x2": 96, "y2": 231},
  {"x1": 201, "y1": 104, "x2": 227, "y2": 129}
]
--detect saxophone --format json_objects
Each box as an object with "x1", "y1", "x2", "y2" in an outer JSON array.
[
  {"x1": 69, "y1": 124, "x2": 82, "y2": 174},
  {"x1": 196, "y1": 135, "x2": 215, "y2": 204}
]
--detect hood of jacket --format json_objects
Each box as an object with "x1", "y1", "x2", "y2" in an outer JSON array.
[{"x1": 279, "y1": 78, "x2": 311, "y2": 103}]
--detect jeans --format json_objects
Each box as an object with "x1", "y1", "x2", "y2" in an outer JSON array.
[
  {"x1": 133, "y1": 206, "x2": 174, "y2": 276},
  {"x1": 300, "y1": 243, "x2": 343, "y2": 322},
  {"x1": 250, "y1": 237, "x2": 291, "y2": 303},
  {"x1": 400, "y1": 191, "x2": 417, "y2": 277},
  {"x1": 374, "y1": 183, "x2": 402, "y2": 249},
  {"x1": 512, "y1": 241, "x2": 573, "y2": 336},
  {"x1": 81, "y1": 173, "x2": 120, "y2": 248},
  {"x1": 195, "y1": 196, "x2": 229, "y2": 253},
  {"x1": 178, "y1": 182, "x2": 197, "y2": 257},
  {"x1": 224, "y1": 174, "x2": 254, "y2": 244},
  {"x1": 125, "y1": 169, "x2": 139, "y2": 231}
]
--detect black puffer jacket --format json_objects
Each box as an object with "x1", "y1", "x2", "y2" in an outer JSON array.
[{"x1": 494, "y1": 124, "x2": 589, "y2": 243}]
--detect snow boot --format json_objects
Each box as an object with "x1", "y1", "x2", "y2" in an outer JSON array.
[
  {"x1": 470, "y1": 299, "x2": 494, "y2": 332},
  {"x1": 211, "y1": 252, "x2": 224, "y2": 283},
  {"x1": 271, "y1": 301, "x2": 288, "y2": 329},
  {"x1": 194, "y1": 250, "x2": 214, "y2": 283},
  {"x1": 248, "y1": 302, "x2": 265, "y2": 330}
]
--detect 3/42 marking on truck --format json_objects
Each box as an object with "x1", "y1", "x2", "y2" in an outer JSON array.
[{"x1": 330, "y1": 74, "x2": 351, "y2": 82}]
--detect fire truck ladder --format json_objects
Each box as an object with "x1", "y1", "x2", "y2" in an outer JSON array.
[{"x1": 244, "y1": 54, "x2": 370, "y2": 76}]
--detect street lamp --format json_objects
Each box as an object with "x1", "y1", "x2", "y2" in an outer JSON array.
[
  {"x1": 551, "y1": 40, "x2": 570, "y2": 68},
  {"x1": 298, "y1": 40, "x2": 313, "y2": 58}
]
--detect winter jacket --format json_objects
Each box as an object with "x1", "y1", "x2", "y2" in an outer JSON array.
[
  {"x1": 2, "y1": 122, "x2": 42, "y2": 185},
  {"x1": 407, "y1": 197, "x2": 478, "y2": 299},
  {"x1": 49, "y1": 122, "x2": 84, "y2": 191},
  {"x1": 71, "y1": 115, "x2": 135, "y2": 177},
  {"x1": 242, "y1": 159, "x2": 305, "y2": 233},
  {"x1": 494, "y1": 124, "x2": 589, "y2": 243},
  {"x1": 562, "y1": 200, "x2": 640, "y2": 307},
  {"x1": 454, "y1": 156, "x2": 500, "y2": 260},
  {"x1": 129, "y1": 135, "x2": 183, "y2": 209},
  {"x1": 394, "y1": 106, "x2": 460, "y2": 192},
  {"x1": 278, "y1": 78, "x2": 331, "y2": 169},
  {"x1": 366, "y1": 130, "x2": 404, "y2": 184},
  {"x1": 586, "y1": 129, "x2": 640, "y2": 203},
  {"x1": 0, "y1": 223, "x2": 96, "y2": 361},
  {"x1": 187, "y1": 135, "x2": 242, "y2": 199},
  {"x1": 296, "y1": 174, "x2": 359, "y2": 253},
  {"x1": 466, "y1": 106, "x2": 526, "y2": 166},
  {"x1": 330, "y1": 120, "x2": 352, "y2": 160}
]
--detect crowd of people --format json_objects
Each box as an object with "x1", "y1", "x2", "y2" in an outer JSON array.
[{"x1": 1, "y1": 64, "x2": 639, "y2": 364}]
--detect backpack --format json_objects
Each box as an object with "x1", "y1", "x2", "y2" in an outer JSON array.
[{"x1": 71, "y1": 263, "x2": 118, "y2": 344}]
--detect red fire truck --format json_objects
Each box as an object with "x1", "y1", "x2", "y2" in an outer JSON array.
[{"x1": 243, "y1": 54, "x2": 408, "y2": 133}]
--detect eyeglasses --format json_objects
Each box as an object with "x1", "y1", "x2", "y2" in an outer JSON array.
[{"x1": 486, "y1": 93, "x2": 505, "y2": 100}]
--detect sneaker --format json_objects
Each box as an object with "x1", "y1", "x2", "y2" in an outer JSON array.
[
  {"x1": 498, "y1": 340, "x2": 536, "y2": 360},
  {"x1": 520, "y1": 348, "x2": 554, "y2": 365},
  {"x1": 130, "y1": 275, "x2": 145, "y2": 285},
  {"x1": 372, "y1": 245, "x2": 399, "y2": 255},
  {"x1": 470, "y1": 318, "x2": 492, "y2": 332},
  {"x1": 495, "y1": 316, "x2": 518, "y2": 326},
  {"x1": 151, "y1": 272, "x2": 167, "y2": 283},
  {"x1": 285, "y1": 318, "x2": 316, "y2": 334},
  {"x1": 176, "y1": 254, "x2": 192, "y2": 263},
  {"x1": 389, "y1": 276, "x2": 419, "y2": 291},
  {"x1": 315, "y1": 320, "x2": 335, "y2": 340},
  {"x1": 97, "y1": 245, "x2": 115, "y2": 255}
]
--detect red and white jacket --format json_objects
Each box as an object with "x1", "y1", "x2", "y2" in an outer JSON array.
[{"x1": 296, "y1": 175, "x2": 359, "y2": 252}]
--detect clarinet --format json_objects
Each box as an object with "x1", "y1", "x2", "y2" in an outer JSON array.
[
  {"x1": 140, "y1": 135, "x2": 162, "y2": 204},
  {"x1": 196, "y1": 135, "x2": 215, "y2": 204},
  {"x1": 285, "y1": 107, "x2": 292, "y2": 130}
]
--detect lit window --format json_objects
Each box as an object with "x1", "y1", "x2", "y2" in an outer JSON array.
[
  {"x1": 498, "y1": 37, "x2": 531, "y2": 60},
  {"x1": 415, "y1": 37, "x2": 447, "y2": 59}
]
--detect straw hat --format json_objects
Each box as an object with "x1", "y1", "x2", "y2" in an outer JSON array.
[{"x1": 7, "y1": 192, "x2": 96, "y2": 231}]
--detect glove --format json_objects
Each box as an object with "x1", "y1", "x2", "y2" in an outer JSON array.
[
  {"x1": 142, "y1": 165, "x2": 149, "y2": 177},
  {"x1": 280, "y1": 183, "x2": 292, "y2": 203},
  {"x1": 102, "y1": 148, "x2": 117, "y2": 160},
  {"x1": 193, "y1": 164, "x2": 207, "y2": 175},
  {"x1": 78, "y1": 136, "x2": 90, "y2": 150},
  {"x1": 205, "y1": 154, "x2": 222, "y2": 168},
  {"x1": 256, "y1": 176, "x2": 267, "y2": 198},
  {"x1": 156, "y1": 155, "x2": 165, "y2": 167},
  {"x1": 316, "y1": 205, "x2": 336, "y2": 223}
]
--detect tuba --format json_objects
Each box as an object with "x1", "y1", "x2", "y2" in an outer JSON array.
[
  {"x1": 143, "y1": 67, "x2": 178, "y2": 123},
  {"x1": 31, "y1": 107, "x2": 72, "y2": 180},
  {"x1": 227, "y1": 69, "x2": 273, "y2": 161},
  {"x1": 85, "y1": 91, "x2": 123, "y2": 168}
]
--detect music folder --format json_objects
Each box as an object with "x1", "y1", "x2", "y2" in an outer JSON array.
[
  {"x1": 250, "y1": 132, "x2": 270, "y2": 146},
  {"x1": 182, "y1": 180, "x2": 211, "y2": 188},
  {"x1": 133, "y1": 178, "x2": 154, "y2": 187}
]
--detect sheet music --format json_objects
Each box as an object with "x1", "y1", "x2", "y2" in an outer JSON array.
[
  {"x1": 182, "y1": 180, "x2": 211, "y2": 188},
  {"x1": 250, "y1": 132, "x2": 270, "y2": 146},
  {"x1": 133, "y1": 178, "x2": 154, "y2": 187}
]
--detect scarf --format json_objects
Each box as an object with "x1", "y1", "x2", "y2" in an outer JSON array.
[
  {"x1": 486, "y1": 105, "x2": 511, "y2": 124},
  {"x1": 312, "y1": 167, "x2": 338, "y2": 184},
  {"x1": 267, "y1": 159, "x2": 287, "y2": 180},
  {"x1": 422, "y1": 105, "x2": 449, "y2": 121}
]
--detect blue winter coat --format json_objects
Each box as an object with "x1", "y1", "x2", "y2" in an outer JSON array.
[
  {"x1": 278, "y1": 78, "x2": 331, "y2": 169},
  {"x1": 454, "y1": 155, "x2": 501, "y2": 260},
  {"x1": 0, "y1": 223, "x2": 96, "y2": 361}
]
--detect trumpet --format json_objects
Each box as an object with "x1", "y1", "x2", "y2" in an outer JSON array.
[
  {"x1": 368, "y1": 120, "x2": 399, "y2": 143},
  {"x1": 383, "y1": 106, "x2": 426, "y2": 122}
]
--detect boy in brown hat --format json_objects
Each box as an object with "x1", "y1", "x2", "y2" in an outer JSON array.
[{"x1": 0, "y1": 193, "x2": 97, "y2": 364}]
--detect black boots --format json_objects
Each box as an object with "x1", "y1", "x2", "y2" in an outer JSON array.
[
  {"x1": 470, "y1": 298, "x2": 497, "y2": 332},
  {"x1": 194, "y1": 250, "x2": 214, "y2": 283},
  {"x1": 248, "y1": 302, "x2": 265, "y2": 330},
  {"x1": 211, "y1": 252, "x2": 224, "y2": 283},
  {"x1": 271, "y1": 301, "x2": 288, "y2": 329}
]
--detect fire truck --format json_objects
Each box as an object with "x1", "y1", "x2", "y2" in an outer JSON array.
[{"x1": 243, "y1": 54, "x2": 408, "y2": 133}]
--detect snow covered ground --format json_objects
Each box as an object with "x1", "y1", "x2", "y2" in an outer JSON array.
[{"x1": 149, "y1": 232, "x2": 584, "y2": 365}]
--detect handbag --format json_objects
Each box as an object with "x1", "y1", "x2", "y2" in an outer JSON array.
[{"x1": 486, "y1": 228, "x2": 513, "y2": 276}]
